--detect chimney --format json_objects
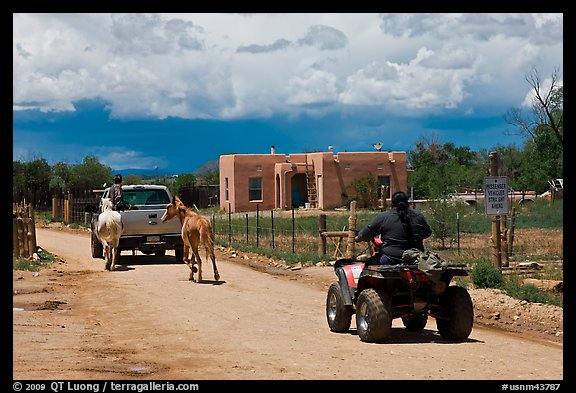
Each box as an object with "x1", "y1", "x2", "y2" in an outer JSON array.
[
  {"x1": 328, "y1": 146, "x2": 333, "y2": 153},
  {"x1": 271, "y1": 145, "x2": 275, "y2": 155}
]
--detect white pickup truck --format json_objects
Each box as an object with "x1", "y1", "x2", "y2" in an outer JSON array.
[{"x1": 87, "y1": 184, "x2": 184, "y2": 262}]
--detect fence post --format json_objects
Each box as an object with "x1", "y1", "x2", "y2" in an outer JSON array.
[
  {"x1": 271, "y1": 209, "x2": 275, "y2": 250},
  {"x1": 508, "y1": 207, "x2": 516, "y2": 257},
  {"x1": 256, "y1": 204, "x2": 259, "y2": 248},
  {"x1": 456, "y1": 212, "x2": 460, "y2": 256},
  {"x1": 27, "y1": 203, "x2": 36, "y2": 254},
  {"x1": 292, "y1": 207, "x2": 295, "y2": 253},
  {"x1": 228, "y1": 203, "x2": 232, "y2": 246},
  {"x1": 245, "y1": 213, "x2": 249, "y2": 244},
  {"x1": 52, "y1": 196, "x2": 61, "y2": 221},
  {"x1": 18, "y1": 218, "x2": 28, "y2": 257},
  {"x1": 501, "y1": 215, "x2": 509, "y2": 267},
  {"x1": 64, "y1": 192, "x2": 73, "y2": 224},
  {"x1": 13, "y1": 216, "x2": 20, "y2": 256},
  {"x1": 318, "y1": 214, "x2": 327, "y2": 256},
  {"x1": 345, "y1": 201, "x2": 357, "y2": 258},
  {"x1": 212, "y1": 214, "x2": 216, "y2": 240}
]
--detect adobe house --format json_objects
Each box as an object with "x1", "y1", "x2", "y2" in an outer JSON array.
[{"x1": 219, "y1": 146, "x2": 407, "y2": 213}]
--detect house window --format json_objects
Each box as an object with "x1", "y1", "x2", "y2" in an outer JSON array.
[
  {"x1": 378, "y1": 176, "x2": 391, "y2": 199},
  {"x1": 376, "y1": 163, "x2": 384, "y2": 170},
  {"x1": 344, "y1": 164, "x2": 351, "y2": 170},
  {"x1": 249, "y1": 177, "x2": 263, "y2": 201},
  {"x1": 225, "y1": 178, "x2": 229, "y2": 201},
  {"x1": 256, "y1": 165, "x2": 263, "y2": 171}
]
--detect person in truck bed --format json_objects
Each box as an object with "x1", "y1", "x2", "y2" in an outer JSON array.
[{"x1": 111, "y1": 174, "x2": 126, "y2": 211}]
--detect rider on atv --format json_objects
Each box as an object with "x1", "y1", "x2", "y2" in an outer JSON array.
[{"x1": 355, "y1": 191, "x2": 432, "y2": 265}]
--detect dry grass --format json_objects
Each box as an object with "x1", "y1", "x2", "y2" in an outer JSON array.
[{"x1": 432, "y1": 228, "x2": 563, "y2": 263}]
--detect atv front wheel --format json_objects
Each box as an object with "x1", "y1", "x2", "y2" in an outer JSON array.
[
  {"x1": 356, "y1": 288, "x2": 392, "y2": 343},
  {"x1": 326, "y1": 282, "x2": 353, "y2": 332},
  {"x1": 435, "y1": 286, "x2": 474, "y2": 341}
]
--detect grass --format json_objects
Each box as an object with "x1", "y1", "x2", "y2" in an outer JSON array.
[{"x1": 13, "y1": 248, "x2": 58, "y2": 272}]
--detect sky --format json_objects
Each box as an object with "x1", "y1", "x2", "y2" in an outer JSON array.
[{"x1": 13, "y1": 13, "x2": 563, "y2": 175}]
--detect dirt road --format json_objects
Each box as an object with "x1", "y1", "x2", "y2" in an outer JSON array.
[{"x1": 13, "y1": 228, "x2": 563, "y2": 380}]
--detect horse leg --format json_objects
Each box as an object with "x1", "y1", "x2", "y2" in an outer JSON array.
[
  {"x1": 110, "y1": 244, "x2": 119, "y2": 271},
  {"x1": 191, "y1": 238, "x2": 202, "y2": 283},
  {"x1": 188, "y1": 253, "x2": 197, "y2": 282},
  {"x1": 104, "y1": 243, "x2": 112, "y2": 271},
  {"x1": 208, "y1": 246, "x2": 219, "y2": 281},
  {"x1": 182, "y1": 242, "x2": 193, "y2": 281}
]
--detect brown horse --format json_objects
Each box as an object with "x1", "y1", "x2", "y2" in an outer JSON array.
[{"x1": 161, "y1": 195, "x2": 220, "y2": 283}]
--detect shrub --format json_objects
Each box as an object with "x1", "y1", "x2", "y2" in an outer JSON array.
[
  {"x1": 470, "y1": 260, "x2": 505, "y2": 289},
  {"x1": 504, "y1": 282, "x2": 562, "y2": 307}
]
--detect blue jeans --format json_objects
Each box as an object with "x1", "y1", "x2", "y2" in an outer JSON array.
[{"x1": 366, "y1": 252, "x2": 401, "y2": 265}]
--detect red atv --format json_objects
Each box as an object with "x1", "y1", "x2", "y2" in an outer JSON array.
[{"x1": 326, "y1": 249, "x2": 474, "y2": 343}]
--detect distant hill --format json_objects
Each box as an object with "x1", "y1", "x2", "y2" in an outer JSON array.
[
  {"x1": 114, "y1": 159, "x2": 219, "y2": 177},
  {"x1": 113, "y1": 168, "x2": 175, "y2": 177}
]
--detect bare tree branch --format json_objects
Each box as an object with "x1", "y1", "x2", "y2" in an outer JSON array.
[
  {"x1": 526, "y1": 66, "x2": 563, "y2": 148},
  {"x1": 505, "y1": 66, "x2": 563, "y2": 150}
]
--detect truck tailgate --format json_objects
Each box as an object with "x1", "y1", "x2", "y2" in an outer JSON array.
[{"x1": 120, "y1": 208, "x2": 182, "y2": 236}]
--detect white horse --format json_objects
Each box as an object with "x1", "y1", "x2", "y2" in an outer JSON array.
[{"x1": 95, "y1": 198, "x2": 124, "y2": 271}]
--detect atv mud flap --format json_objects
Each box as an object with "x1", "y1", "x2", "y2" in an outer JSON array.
[{"x1": 336, "y1": 267, "x2": 355, "y2": 306}]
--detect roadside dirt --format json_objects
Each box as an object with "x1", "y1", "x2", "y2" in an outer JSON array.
[{"x1": 12, "y1": 224, "x2": 563, "y2": 380}]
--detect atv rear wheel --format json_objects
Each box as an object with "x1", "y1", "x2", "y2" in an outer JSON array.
[
  {"x1": 402, "y1": 313, "x2": 428, "y2": 332},
  {"x1": 356, "y1": 288, "x2": 392, "y2": 343},
  {"x1": 435, "y1": 286, "x2": 474, "y2": 341},
  {"x1": 326, "y1": 282, "x2": 353, "y2": 332}
]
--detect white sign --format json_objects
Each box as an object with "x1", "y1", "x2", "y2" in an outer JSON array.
[{"x1": 484, "y1": 176, "x2": 509, "y2": 215}]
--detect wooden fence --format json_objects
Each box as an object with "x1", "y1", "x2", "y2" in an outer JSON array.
[
  {"x1": 52, "y1": 193, "x2": 100, "y2": 224},
  {"x1": 13, "y1": 202, "x2": 37, "y2": 258}
]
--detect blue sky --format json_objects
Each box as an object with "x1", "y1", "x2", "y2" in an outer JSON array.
[{"x1": 13, "y1": 13, "x2": 563, "y2": 174}]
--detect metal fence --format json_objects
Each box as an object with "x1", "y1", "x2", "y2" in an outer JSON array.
[{"x1": 210, "y1": 207, "x2": 364, "y2": 260}]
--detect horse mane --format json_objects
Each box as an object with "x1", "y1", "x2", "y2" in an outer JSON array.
[
  {"x1": 173, "y1": 196, "x2": 199, "y2": 217},
  {"x1": 101, "y1": 197, "x2": 113, "y2": 211}
]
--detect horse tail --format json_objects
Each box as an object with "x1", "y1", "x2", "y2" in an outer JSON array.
[{"x1": 199, "y1": 218, "x2": 215, "y2": 261}]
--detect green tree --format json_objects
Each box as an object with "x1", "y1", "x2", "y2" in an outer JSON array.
[
  {"x1": 346, "y1": 173, "x2": 379, "y2": 208},
  {"x1": 173, "y1": 173, "x2": 197, "y2": 196},
  {"x1": 68, "y1": 156, "x2": 112, "y2": 194},
  {"x1": 408, "y1": 136, "x2": 484, "y2": 199},
  {"x1": 49, "y1": 161, "x2": 72, "y2": 196},
  {"x1": 12, "y1": 158, "x2": 52, "y2": 206}
]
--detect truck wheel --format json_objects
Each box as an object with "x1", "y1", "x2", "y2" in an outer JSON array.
[
  {"x1": 91, "y1": 232, "x2": 103, "y2": 259},
  {"x1": 436, "y1": 286, "x2": 474, "y2": 341},
  {"x1": 175, "y1": 247, "x2": 184, "y2": 263},
  {"x1": 356, "y1": 288, "x2": 392, "y2": 343},
  {"x1": 326, "y1": 281, "x2": 353, "y2": 333},
  {"x1": 402, "y1": 313, "x2": 428, "y2": 332}
]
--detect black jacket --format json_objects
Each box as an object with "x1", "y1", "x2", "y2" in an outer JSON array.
[{"x1": 356, "y1": 209, "x2": 432, "y2": 259}]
